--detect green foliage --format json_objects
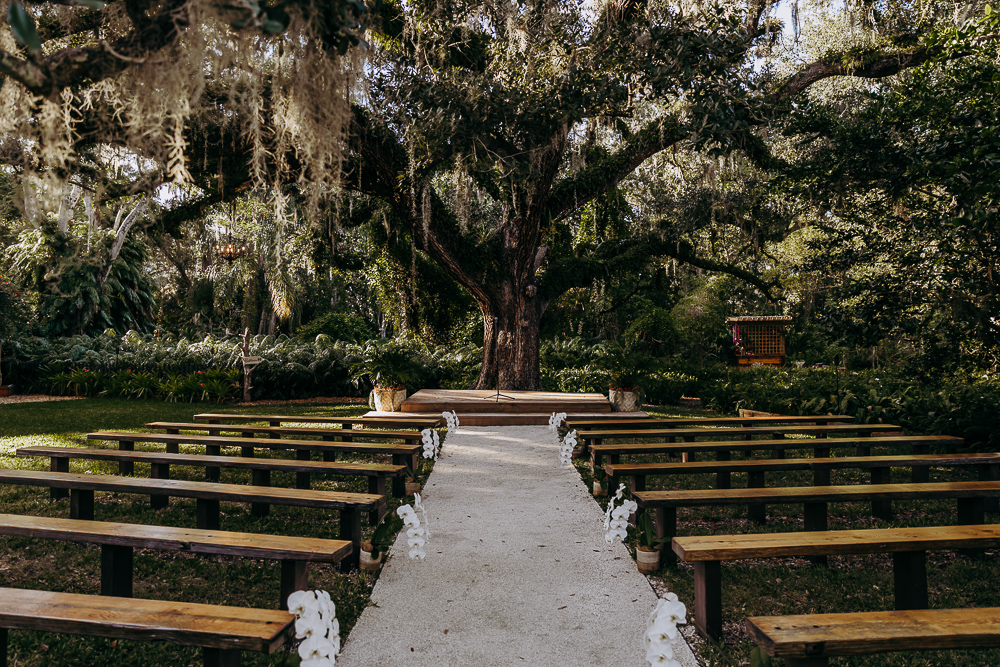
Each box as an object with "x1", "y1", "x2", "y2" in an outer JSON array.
[
  {"x1": 749, "y1": 646, "x2": 773, "y2": 667},
  {"x1": 296, "y1": 311, "x2": 374, "y2": 343},
  {"x1": 348, "y1": 338, "x2": 428, "y2": 390}
]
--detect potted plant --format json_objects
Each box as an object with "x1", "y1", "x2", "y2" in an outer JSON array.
[
  {"x1": 403, "y1": 461, "x2": 422, "y2": 496},
  {"x1": 599, "y1": 341, "x2": 649, "y2": 412},
  {"x1": 350, "y1": 339, "x2": 424, "y2": 412},
  {"x1": 360, "y1": 512, "x2": 402, "y2": 571},
  {"x1": 0, "y1": 276, "x2": 27, "y2": 397},
  {"x1": 635, "y1": 513, "x2": 667, "y2": 574},
  {"x1": 592, "y1": 466, "x2": 609, "y2": 497}
]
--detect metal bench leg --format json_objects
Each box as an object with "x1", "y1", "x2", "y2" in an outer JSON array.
[
  {"x1": 70, "y1": 489, "x2": 94, "y2": 520},
  {"x1": 101, "y1": 545, "x2": 134, "y2": 597},
  {"x1": 296, "y1": 450, "x2": 311, "y2": 490},
  {"x1": 340, "y1": 508, "x2": 362, "y2": 571},
  {"x1": 391, "y1": 456, "x2": 407, "y2": 497},
  {"x1": 980, "y1": 464, "x2": 999, "y2": 513},
  {"x1": 654, "y1": 507, "x2": 677, "y2": 565},
  {"x1": 150, "y1": 463, "x2": 170, "y2": 510},
  {"x1": 870, "y1": 466, "x2": 892, "y2": 521},
  {"x1": 203, "y1": 647, "x2": 242, "y2": 667},
  {"x1": 369, "y1": 477, "x2": 386, "y2": 525},
  {"x1": 251, "y1": 469, "x2": 271, "y2": 517},
  {"x1": 893, "y1": 550, "x2": 928, "y2": 610},
  {"x1": 197, "y1": 499, "x2": 221, "y2": 530},
  {"x1": 279, "y1": 560, "x2": 309, "y2": 610},
  {"x1": 804, "y1": 502, "x2": 828, "y2": 566},
  {"x1": 958, "y1": 498, "x2": 986, "y2": 557},
  {"x1": 693, "y1": 560, "x2": 722, "y2": 640},
  {"x1": 50, "y1": 458, "x2": 70, "y2": 500},
  {"x1": 716, "y1": 451, "x2": 731, "y2": 489},
  {"x1": 118, "y1": 440, "x2": 135, "y2": 476},
  {"x1": 205, "y1": 445, "x2": 221, "y2": 482},
  {"x1": 748, "y1": 471, "x2": 766, "y2": 524}
]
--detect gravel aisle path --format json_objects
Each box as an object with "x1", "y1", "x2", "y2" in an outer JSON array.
[{"x1": 337, "y1": 425, "x2": 698, "y2": 667}]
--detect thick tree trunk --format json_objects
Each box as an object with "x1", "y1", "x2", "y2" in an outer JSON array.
[{"x1": 471, "y1": 279, "x2": 544, "y2": 391}]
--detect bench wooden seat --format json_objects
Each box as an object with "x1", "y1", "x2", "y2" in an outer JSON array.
[
  {"x1": 147, "y1": 421, "x2": 423, "y2": 443},
  {"x1": 0, "y1": 468, "x2": 380, "y2": 568},
  {"x1": 605, "y1": 451, "x2": 996, "y2": 520},
  {"x1": 0, "y1": 586, "x2": 292, "y2": 667},
  {"x1": 17, "y1": 445, "x2": 404, "y2": 523},
  {"x1": 0, "y1": 513, "x2": 350, "y2": 608},
  {"x1": 747, "y1": 607, "x2": 1000, "y2": 666},
  {"x1": 673, "y1": 524, "x2": 1000, "y2": 640},
  {"x1": 635, "y1": 480, "x2": 1000, "y2": 565},
  {"x1": 194, "y1": 413, "x2": 443, "y2": 428},
  {"x1": 590, "y1": 434, "x2": 963, "y2": 472},
  {"x1": 565, "y1": 415, "x2": 855, "y2": 431},
  {"x1": 87, "y1": 431, "x2": 420, "y2": 495},
  {"x1": 578, "y1": 423, "x2": 902, "y2": 451}
]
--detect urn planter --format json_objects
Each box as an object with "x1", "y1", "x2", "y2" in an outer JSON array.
[
  {"x1": 373, "y1": 387, "x2": 407, "y2": 412},
  {"x1": 608, "y1": 388, "x2": 641, "y2": 412}
]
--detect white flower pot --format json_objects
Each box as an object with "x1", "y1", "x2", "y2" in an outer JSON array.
[
  {"x1": 636, "y1": 547, "x2": 660, "y2": 574},
  {"x1": 360, "y1": 548, "x2": 383, "y2": 571},
  {"x1": 373, "y1": 388, "x2": 407, "y2": 412}
]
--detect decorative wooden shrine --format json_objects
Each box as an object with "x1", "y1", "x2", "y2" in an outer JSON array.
[{"x1": 726, "y1": 316, "x2": 792, "y2": 366}]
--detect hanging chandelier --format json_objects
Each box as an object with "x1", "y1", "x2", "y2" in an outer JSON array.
[{"x1": 218, "y1": 239, "x2": 247, "y2": 261}]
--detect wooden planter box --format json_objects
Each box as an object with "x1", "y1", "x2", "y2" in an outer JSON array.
[{"x1": 0, "y1": 385, "x2": 14, "y2": 398}]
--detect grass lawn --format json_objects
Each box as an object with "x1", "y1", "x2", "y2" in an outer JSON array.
[
  {"x1": 582, "y1": 404, "x2": 1000, "y2": 667},
  {"x1": 0, "y1": 397, "x2": 425, "y2": 666}
]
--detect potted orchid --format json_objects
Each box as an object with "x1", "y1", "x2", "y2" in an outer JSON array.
[
  {"x1": 635, "y1": 513, "x2": 668, "y2": 574},
  {"x1": 592, "y1": 466, "x2": 609, "y2": 497},
  {"x1": 360, "y1": 512, "x2": 402, "y2": 571}
]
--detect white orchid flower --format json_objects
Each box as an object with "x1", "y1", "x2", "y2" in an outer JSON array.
[
  {"x1": 647, "y1": 617, "x2": 681, "y2": 642},
  {"x1": 407, "y1": 534, "x2": 426, "y2": 548},
  {"x1": 299, "y1": 635, "x2": 335, "y2": 660},
  {"x1": 287, "y1": 590, "x2": 320, "y2": 617},
  {"x1": 604, "y1": 526, "x2": 628, "y2": 544},
  {"x1": 315, "y1": 590, "x2": 334, "y2": 618},
  {"x1": 408, "y1": 545, "x2": 426, "y2": 559},
  {"x1": 295, "y1": 612, "x2": 325, "y2": 640},
  {"x1": 645, "y1": 641, "x2": 680, "y2": 666},
  {"x1": 406, "y1": 526, "x2": 425, "y2": 539},
  {"x1": 302, "y1": 657, "x2": 336, "y2": 667}
]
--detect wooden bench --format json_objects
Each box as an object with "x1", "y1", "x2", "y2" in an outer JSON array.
[
  {"x1": 194, "y1": 413, "x2": 444, "y2": 428},
  {"x1": 590, "y1": 434, "x2": 962, "y2": 473},
  {"x1": 747, "y1": 607, "x2": 1000, "y2": 666},
  {"x1": 87, "y1": 431, "x2": 420, "y2": 496},
  {"x1": 147, "y1": 421, "x2": 423, "y2": 445},
  {"x1": 565, "y1": 415, "x2": 855, "y2": 431},
  {"x1": 577, "y1": 423, "x2": 902, "y2": 452},
  {"x1": 673, "y1": 524, "x2": 1000, "y2": 640},
  {"x1": 18, "y1": 445, "x2": 404, "y2": 523},
  {"x1": 0, "y1": 468, "x2": 380, "y2": 568},
  {"x1": 635, "y1": 480, "x2": 1000, "y2": 565},
  {"x1": 0, "y1": 587, "x2": 292, "y2": 667},
  {"x1": 0, "y1": 513, "x2": 351, "y2": 608},
  {"x1": 605, "y1": 451, "x2": 997, "y2": 521}
]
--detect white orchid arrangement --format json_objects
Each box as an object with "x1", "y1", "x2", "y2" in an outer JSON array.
[
  {"x1": 547, "y1": 411, "x2": 567, "y2": 431},
  {"x1": 420, "y1": 428, "x2": 441, "y2": 460},
  {"x1": 643, "y1": 593, "x2": 688, "y2": 666},
  {"x1": 442, "y1": 410, "x2": 460, "y2": 431},
  {"x1": 286, "y1": 589, "x2": 341, "y2": 667},
  {"x1": 396, "y1": 493, "x2": 430, "y2": 559},
  {"x1": 604, "y1": 483, "x2": 638, "y2": 545},
  {"x1": 559, "y1": 430, "x2": 577, "y2": 467}
]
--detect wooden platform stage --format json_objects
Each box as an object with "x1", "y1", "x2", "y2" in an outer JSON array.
[{"x1": 366, "y1": 389, "x2": 647, "y2": 426}]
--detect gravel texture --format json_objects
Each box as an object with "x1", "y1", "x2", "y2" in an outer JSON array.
[{"x1": 337, "y1": 425, "x2": 698, "y2": 667}]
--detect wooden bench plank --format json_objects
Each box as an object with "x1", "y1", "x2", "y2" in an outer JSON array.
[
  {"x1": 0, "y1": 587, "x2": 292, "y2": 666},
  {"x1": 578, "y1": 424, "x2": 902, "y2": 451},
  {"x1": 0, "y1": 469, "x2": 379, "y2": 569},
  {"x1": 88, "y1": 431, "x2": 420, "y2": 496},
  {"x1": 747, "y1": 608, "x2": 1000, "y2": 664},
  {"x1": 193, "y1": 413, "x2": 443, "y2": 428},
  {"x1": 636, "y1": 480, "x2": 1000, "y2": 572},
  {"x1": 566, "y1": 415, "x2": 855, "y2": 430},
  {"x1": 0, "y1": 513, "x2": 350, "y2": 608},
  {"x1": 590, "y1": 435, "x2": 963, "y2": 471},
  {"x1": 147, "y1": 422, "x2": 423, "y2": 442},
  {"x1": 20, "y1": 445, "x2": 402, "y2": 524},
  {"x1": 674, "y1": 525, "x2": 1000, "y2": 640}
]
